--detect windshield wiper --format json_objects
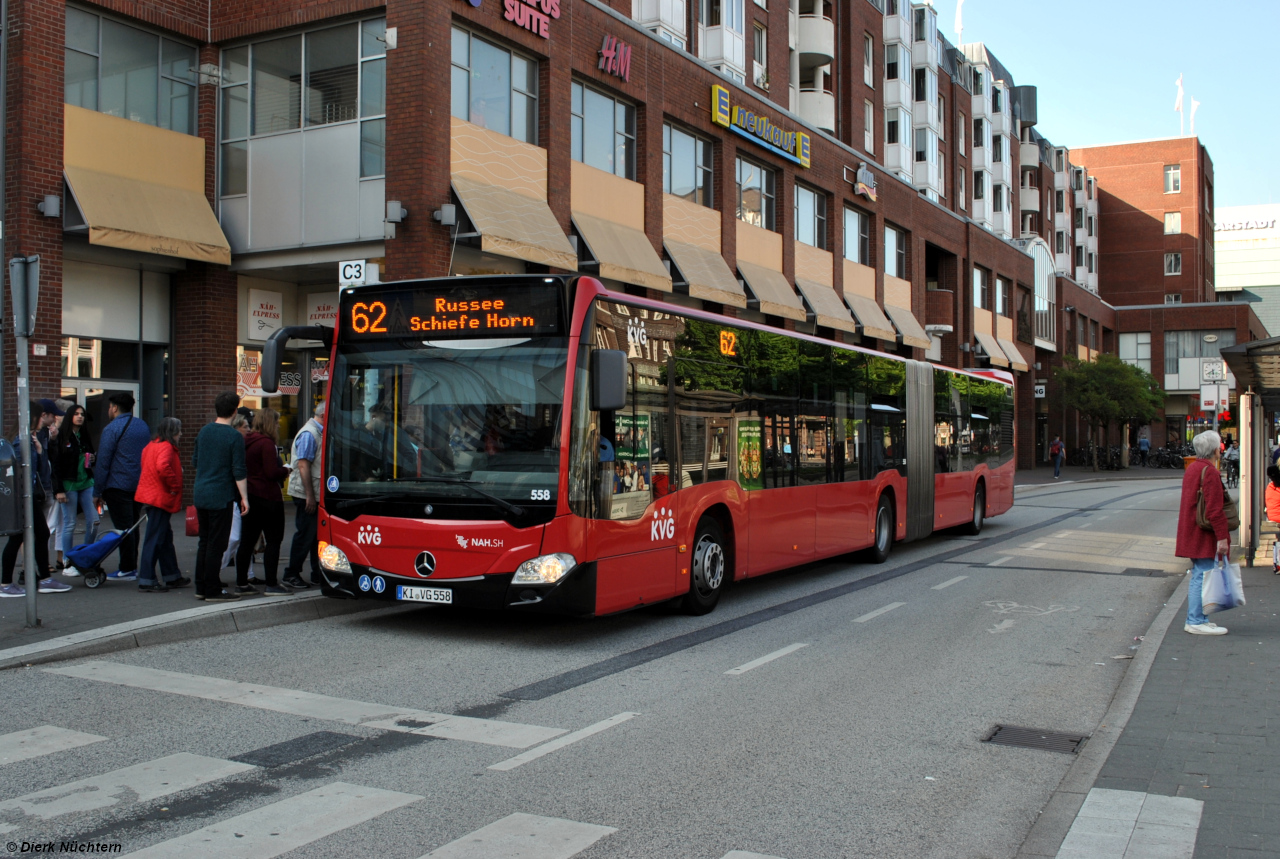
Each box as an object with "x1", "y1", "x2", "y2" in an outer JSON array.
[
  {"x1": 335, "y1": 494, "x2": 400, "y2": 510},
  {"x1": 385, "y1": 476, "x2": 527, "y2": 518}
]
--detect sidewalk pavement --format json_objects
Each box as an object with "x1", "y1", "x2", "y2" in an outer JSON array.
[
  {"x1": 1017, "y1": 463, "x2": 1187, "y2": 486},
  {"x1": 1021, "y1": 555, "x2": 1280, "y2": 858}
]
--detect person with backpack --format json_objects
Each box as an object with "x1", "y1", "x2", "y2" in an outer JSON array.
[
  {"x1": 53, "y1": 404, "x2": 99, "y2": 572},
  {"x1": 1049, "y1": 435, "x2": 1065, "y2": 479},
  {"x1": 135, "y1": 417, "x2": 191, "y2": 593},
  {"x1": 0, "y1": 402, "x2": 72, "y2": 596},
  {"x1": 93, "y1": 392, "x2": 151, "y2": 581},
  {"x1": 283, "y1": 400, "x2": 325, "y2": 590}
]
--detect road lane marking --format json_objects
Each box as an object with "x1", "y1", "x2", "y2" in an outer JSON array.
[
  {"x1": 932, "y1": 576, "x2": 969, "y2": 590},
  {"x1": 725, "y1": 643, "x2": 809, "y2": 675},
  {"x1": 488, "y1": 713, "x2": 638, "y2": 772},
  {"x1": 1025, "y1": 542, "x2": 1047, "y2": 550},
  {"x1": 126, "y1": 781, "x2": 420, "y2": 859},
  {"x1": 418, "y1": 812, "x2": 616, "y2": 858},
  {"x1": 0, "y1": 753, "x2": 255, "y2": 833},
  {"x1": 854, "y1": 602, "x2": 905, "y2": 623},
  {"x1": 0, "y1": 725, "x2": 106, "y2": 766},
  {"x1": 988, "y1": 556, "x2": 1011, "y2": 566},
  {"x1": 47, "y1": 662, "x2": 565, "y2": 749}
]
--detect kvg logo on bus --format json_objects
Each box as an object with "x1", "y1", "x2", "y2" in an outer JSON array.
[{"x1": 650, "y1": 507, "x2": 675, "y2": 541}]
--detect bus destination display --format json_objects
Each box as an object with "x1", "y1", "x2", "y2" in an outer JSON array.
[{"x1": 342, "y1": 284, "x2": 563, "y2": 340}]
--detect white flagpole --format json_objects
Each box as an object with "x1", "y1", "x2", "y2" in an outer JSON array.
[
  {"x1": 1174, "y1": 74, "x2": 1184, "y2": 135},
  {"x1": 955, "y1": 0, "x2": 965, "y2": 44},
  {"x1": 1190, "y1": 98, "x2": 1200, "y2": 136}
]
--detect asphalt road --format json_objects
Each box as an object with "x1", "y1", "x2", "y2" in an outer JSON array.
[{"x1": 0, "y1": 478, "x2": 1187, "y2": 859}]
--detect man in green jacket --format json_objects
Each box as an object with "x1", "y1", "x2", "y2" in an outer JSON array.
[{"x1": 193, "y1": 391, "x2": 250, "y2": 602}]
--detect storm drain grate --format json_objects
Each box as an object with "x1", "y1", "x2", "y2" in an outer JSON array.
[{"x1": 984, "y1": 725, "x2": 1088, "y2": 754}]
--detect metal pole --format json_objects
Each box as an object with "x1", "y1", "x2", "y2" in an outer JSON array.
[
  {"x1": 0, "y1": 0, "x2": 9, "y2": 435},
  {"x1": 15, "y1": 353, "x2": 35, "y2": 626}
]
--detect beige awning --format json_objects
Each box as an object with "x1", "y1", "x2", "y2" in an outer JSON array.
[
  {"x1": 665, "y1": 239, "x2": 746, "y2": 307},
  {"x1": 884, "y1": 303, "x2": 931, "y2": 349},
  {"x1": 997, "y1": 336, "x2": 1030, "y2": 372},
  {"x1": 573, "y1": 212, "x2": 672, "y2": 292},
  {"x1": 795, "y1": 278, "x2": 857, "y2": 333},
  {"x1": 843, "y1": 293, "x2": 897, "y2": 342},
  {"x1": 974, "y1": 331, "x2": 1010, "y2": 367},
  {"x1": 452, "y1": 175, "x2": 577, "y2": 271},
  {"x1": 63, "y1": 105, "x2": 230, "y2": 265},
  {"x1": 738, "y1": 261, "x2": 806, "y2": 321}
]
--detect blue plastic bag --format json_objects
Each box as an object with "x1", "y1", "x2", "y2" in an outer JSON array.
[{"x1": 1202, "y1": 559, "x2": 1245, "y2": 614}]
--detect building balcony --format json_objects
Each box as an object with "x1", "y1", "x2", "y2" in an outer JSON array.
[
  {"x1": 971, "y1": 146, "x2": 988, "y2": 171},
  {"x1": 632, "y1": 0, "x2": 688, "y2": 45},
  {"x1": 989, "y1": 109, "x2": 1008, "y2": 135},
  {"x1": 1074, "y1": 187, "x2": 1086, "y2": 208},
  {"x1": 1020, "y1": 186, "x2": 1040, "y2": 213},
  {"x1": 884, "y1": 140, "x2": 911, "y2": 177},
  {"x1": 882, "y1": 11, "x2": 908, "y2": 45},
  {"x1": 970, "y1": 92, "x2": 990, "y2": 119},
  {"x1": 926, "y1": 288, "x2": 954, "y2": 328},
  {"x1": 1020, "y1": 142, "x2": 1040, "y2": 168},
  {"x1": 883, "y1": 77, "x2": 911, "y2": 109},
  {"x1": 1075, "y1": 226, "x2": 1086, "y2": 245},
  {"x1": 701, "y1": 25, "x2": 745, "y2": 72},
  {"x1": 797, "y1": 88, "x2": 835, "y2": 133},
  {"x1": 911, "y1": 39, "x2": 939, "y2": 71},
  {"x1": 797, "y1": 15, "x2": 835, "y2": 70},
  {"x1": 913, "y1": 157, "x2": 940, "y2": 194},
  {"x1": 1054, "y1": 170, "x2": 1067, "y2": 190}
]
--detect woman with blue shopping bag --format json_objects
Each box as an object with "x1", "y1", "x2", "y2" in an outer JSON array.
[{"x1": 1175, "y1": 431, "x2": 1232, "y2": 635}]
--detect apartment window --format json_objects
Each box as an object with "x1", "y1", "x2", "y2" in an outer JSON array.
[
  {"x1": 972, "y1": 69, "x2": 983, "y2": 96},
  {"x1": 1088, "y1": 252, "x2": 1095, "y2": 274},
  {"x1": 736, "y1": 156, "x2": 775, "y2": 230},
  {"x1": 957, "y1": 112, "x2": 965, "y2": 152},
  {"x1": 1164, "y1": 212, "x2": 1182, "y2": 234},
  {"x1": 794, "y1": 185, "x2": 828, "y2": 249},
  {"x1": 991, "y1": 85, "x2": 1001, "y2": 113},
  {"x1": 913, "y1": 8, "x2": 926, "y2": 41},
  {"x1": 958, "y1": 169, "x2": 965, "y2": 207},
  {"x1": 220, "y1": 17, "x2": 388, "y2": 194},
  {"x1": 1165, "y1": 252, "x2": 1182, "y2": 275},
  {"x1": 1054, "y1": 149, "x2": 1064, "y2": 172},
  {"x1": 972, "y1": 118, "x2": 984, "y2": 148},
  {"x1": 914, "y1": 127, "x2": 928, "y2": 163},
  {"x1": 886, "y1": 108, "x2": 900, "y2": 144},
  {"x1": 65, "y1": 7, "x2": 198, "y2": 135},
  {"x1": 1087, "y1": 216, "x2": 1094, "y2": 237},
  {"x1": 1074, "y1": 207, "x2": 1083, "y2": 229},
  {"x1": 973, "y1": 267, "x2": 989, "y2": 310},
  {"x1": 451, "y1": 26, "x2": 538, "y2": 144},
  {"x1": 863, "y1": 34, "x2": 873, "y2": 86},
  {"x1": 1119, "y1": 332, "x2": 1152, "y2": 372},
  {"x1": 938, "y1": 150, "x2": 946, "y2": 197},
  {"x1": 864, "y1": 100, "x2": 874, "y2": 153},
  {"x1": 753, "y1": 25, "x2": 767, "y2": 84},
  {"x1": 937, "y1": 93, "x2": 945, "y2": 139},
  {"x1": 571, "y1": 82, "x2": 636, "y2": 179},
  {"x1": 997, "y1": 276, "x2": 1012, "y2": 318},
  {"x1": 1087, "y1": 178, "x2": 1094, "y2": 200},
  {"x1": 973, "y1": 170, "x2": 984, "y2": 200},
  {"x1": 1074, "y1": 245, "x2": 1084, "y2": 268},
  {"x1": 885, "y1": 225, "x2": 908, "y2": 278},
  {"x1": 992, "y1": 134, "x2": 1003, "y2": 163},
  {"x1": 1164, "y1": 294, "x2": 1182, "y2": 305},
  {"x1": 1055, "y1": 231, "x2": 1064, "y2": 254},
  {"x1": 844, "y1": 207, "x2": 870, "y2": 266},
  {"x1": 885, "y1": 43, "x2": 899, "y2": 80},
  {"x1": 1055, "y1": 190, "x2": 1064, "y2": 213},
  {"x1": 1160, "y1": 164, "x2": 1181, "y2": 194},
  {"x1": 663, "y1": 124, "x2": 713, "y2": 207},
  {"x1": 913, "y1": 67, "x2": 926, "y2": 102},
  {"x1": 1090, "y1": 320, "x2": 1098, "y2": 351},
  {"x1": 992, "y1": 184, "x2": 1004, "y2": 213}
]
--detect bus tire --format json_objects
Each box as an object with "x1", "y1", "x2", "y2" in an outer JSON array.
[
  {"x1": 681, "y1": 517, "x2": 727, "y2": 615},
  {"x1": 963, "y1": 484, "x2": 986, "y2": 536},
  {"x1": 867, "y1": 495, "x2": 894, "y2": 564}
]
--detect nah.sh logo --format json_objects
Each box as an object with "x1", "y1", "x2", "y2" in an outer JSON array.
[
  {"x1": 456, "y1": 535, "x2": 504, "y2": 550},
  {"x1": 456, "y1": 535, "x2": 469, "y2": 549},
  {"x1": 650, "y1": 507, "x2": 675, "y2": 541},
  {"x1": 357, "y1": 525, "x2": 382, "y2": 546}
]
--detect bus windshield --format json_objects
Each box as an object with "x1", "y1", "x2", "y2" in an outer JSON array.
[{"x1": 326, "y1": 336, "x2": 568, "y2": 515}]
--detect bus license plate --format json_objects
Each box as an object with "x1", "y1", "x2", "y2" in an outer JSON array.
[{"x1": 397, "y1": 586, "x2": 453, "y2": 604}]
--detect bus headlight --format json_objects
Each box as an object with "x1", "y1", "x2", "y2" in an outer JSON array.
[
  {"x1": 513, "y1": 553, "x2": 576, "y2": 585},
  {"x1": 319, "y1": 543, "x2": 351, "y2": 574}
]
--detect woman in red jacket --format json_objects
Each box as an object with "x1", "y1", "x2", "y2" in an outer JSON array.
[
  {"x1": 135, "y1": 418, "x2": 190, "y2": 592},
  {"x1": 1176, "y1": 430, "x2": 1231, "y2": 635},
  {"x1": 236, "y1": 408, "x2": 292, "y2": 596}
]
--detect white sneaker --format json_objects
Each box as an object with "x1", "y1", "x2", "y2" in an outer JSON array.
[
  {"x1": 62, "y1": 566, "x2": 83, "y2": 577},
  {"x1": 1185, "y1": 622, "x2": 1228, "y2": 635}
]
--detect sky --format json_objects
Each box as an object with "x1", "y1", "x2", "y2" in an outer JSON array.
[{"x1": 931, "y1": 0, "x2": 1276, "y2": 210}]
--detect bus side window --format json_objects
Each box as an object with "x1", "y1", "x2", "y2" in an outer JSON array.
[
  {"x1": 797, "y1": 339, "x2": 833, "y2": 487},
  {"x1": 833, "y1": 348, "x2": 868, "y2": 482},
  {"x1": 747, "y1": 331, "x2": 799, "y2": 489},
  {"x1": 868, "y1": 355, "x2": 907, "y2": 476}
]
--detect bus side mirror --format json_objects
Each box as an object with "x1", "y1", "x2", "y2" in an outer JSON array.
[
  {"x1": 590, "y1": 349, "x2": 627, "y2": 412},
  {"x1": 262, "y1": 325, "x2": 334, "y2": 393}
]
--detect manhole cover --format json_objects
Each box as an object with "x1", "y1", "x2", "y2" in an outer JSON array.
[{"x1": 984, "y1": 725, "x2": 1088, "y2": 754}]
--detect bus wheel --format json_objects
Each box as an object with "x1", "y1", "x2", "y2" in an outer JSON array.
[
  {"x1": 963, "y1": 484, "x2": 986, "y2": 536},
  {"x1": 682, "y1": 517, "x2": 726, "y2": 616},
  {"x1": 868, "y1": 495, "x2": 894, "y2": 564}
]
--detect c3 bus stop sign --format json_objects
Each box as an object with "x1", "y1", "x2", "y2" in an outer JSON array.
[{"x1": 339, "y1": 260, "x2": 367, "y2": 286}]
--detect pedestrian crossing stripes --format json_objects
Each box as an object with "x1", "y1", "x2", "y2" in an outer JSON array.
[
  {"x1": 126, "y1": 781, "x2": 421, "y2": 858},
  {"x1": 419, "y1": 812, "x2": 615, "y2": 858},
  {"x1": 488, "y1": 713, "x2": 638, "y2": 772},
  {"x1": 0, "y1": 725, "x2": 106, "y2": 766},
  {"x1": 47, "y1": 661, "x2": 565, "y2": 748},
  {"x1": 0, "y1": 753, "x2": 255, "y2": 833}
]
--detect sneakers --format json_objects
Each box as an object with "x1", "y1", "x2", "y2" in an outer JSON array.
[
  {"x1": 282, "y1": 576, "x2": 309, "y2": 589},
  {"x1": 1185, "y1": 622, "x2": 1228, "y2": 635},
  {"x1": 107, "y1": 570, "x2": 137, "y2": 582},
  {"x1": 138, "y1": 583, "x2": 169, "y2": 593},
  {"x1": 204, "y1": 590, "x2": 241, "y2": 602},
  {"x1": 0, "y1": 584, "x2": 24, "y2": 598},
  {"x1": 166, "y1": 577, "x2": 192, "y2": 589},
  {"x1": 37, "y1": 578, "x2": 72, "y2": 593},
  {"x1": 235, "y1": 584, "x2": 259, "y2": 595},
  {"x1": 264, "y1": 585, "x2": 292, "y2": 596},
  {"x1": 61, "y1": 566, "x2": 83, "y2": 577}
]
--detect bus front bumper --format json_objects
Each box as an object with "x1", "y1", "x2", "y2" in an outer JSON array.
[{"x1": 319, "y1": 562, "x2": 597, "y2": 616}]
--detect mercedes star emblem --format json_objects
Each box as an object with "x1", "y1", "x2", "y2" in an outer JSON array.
[{"x1": 415, "y1": 551, "x2": 437, "y2": 576}]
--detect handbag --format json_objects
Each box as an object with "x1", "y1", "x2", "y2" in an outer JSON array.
[
  {"x1": 185, "y1": 505, "x2": 199, "y2": 537},
  {"x1": 1202, "y1": 558, "x2": 1246, "y2": 614},
  {"x1": 1196, "y1": 466, "x2": 1241, "y2": 532}
]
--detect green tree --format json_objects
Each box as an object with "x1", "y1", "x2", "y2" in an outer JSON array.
[{"x1": 1054, "y1": 353, "x2": 1166, "y2": 471}]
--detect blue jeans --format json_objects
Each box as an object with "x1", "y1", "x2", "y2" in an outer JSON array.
[
  {"x1": 138, "y1": 507, "x2": 181, "y2": 587},
  {"x1": 1053, "y1": 454, "x2": 1063, "y2": 477},
  {"x1": 1187, "y1": 557, "x2": 1216, "y2": 626},
  {"x1": 60, "y1": 487, "x2": 99, "y2": 557}
]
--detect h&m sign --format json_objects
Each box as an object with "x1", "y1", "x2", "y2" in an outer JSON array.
[{"x1": 599, "y1": 35, "x2": 632, "y2": 82}]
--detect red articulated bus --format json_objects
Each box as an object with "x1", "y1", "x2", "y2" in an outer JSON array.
[{"x1": 262, "y1": 274, "x2": 1014, "y2": 617}]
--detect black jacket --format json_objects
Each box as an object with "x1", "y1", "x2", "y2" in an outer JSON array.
[{"x1": 53, "y1": 426, "x2": 94, "y2": 488}]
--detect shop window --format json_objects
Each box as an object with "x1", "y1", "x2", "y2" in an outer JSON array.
[
  {"x1": 450, "y1": 26, "x2": 538, "y2": 144},
  {"x1": 844, "y1": 207, "x2": 870, "y2": 266},
  {"x1": 572, "y1": 81, "x2": 636, "y2": 180},
  {"x1": 794, "y1": 184, "x2": 827, "y2": 249},
  {"x1": 64, "y1": 6, "x2": 197, "y2": 135},
  {"x1": 663, "y1": 124, "x2": 713, "y2": 207},
  {"x1": 736, "y1": 157, "x2": 775, "y2": 231}
]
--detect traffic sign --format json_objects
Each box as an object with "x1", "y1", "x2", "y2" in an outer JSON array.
[{"x1": 339, "y1": 259, "x2": 367, "y2": 286}]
